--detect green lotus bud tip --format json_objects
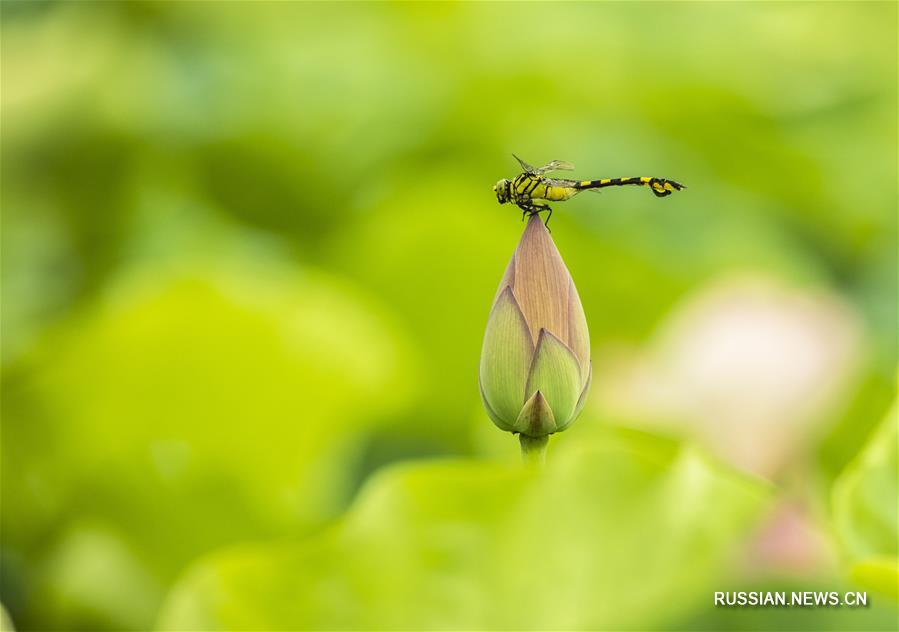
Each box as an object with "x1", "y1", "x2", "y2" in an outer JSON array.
[{"x1": 479, "y1": 216, "x2": 591, "y2": 461}]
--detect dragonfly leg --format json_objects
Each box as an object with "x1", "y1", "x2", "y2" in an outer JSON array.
[
  {"x1": 517, "y1": 202, "x2": 553, "y2": 230},
  {"x1": 517, "y1": 203, "x2": 531, "y2": 222},
  {"x1": 527, "y1": 202, "x2": 553, "y2": 230}
]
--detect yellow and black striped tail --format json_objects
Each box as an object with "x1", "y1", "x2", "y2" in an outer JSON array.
[{"x1": 575, "y1": 177, "x2": 686, "y2": 198}]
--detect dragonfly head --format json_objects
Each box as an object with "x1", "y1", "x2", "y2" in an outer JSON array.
[{"x1": 493, "y1": 179, "x2": 512, "y2": 204}]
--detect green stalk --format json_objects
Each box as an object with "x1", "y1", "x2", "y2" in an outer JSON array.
[{"x1": 519, "y1": 434, "x2": 548, "y2": 466}]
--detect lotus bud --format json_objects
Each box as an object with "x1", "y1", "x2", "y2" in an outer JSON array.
[{"x1": 479, "y1": 216, "x2": 591, "y2": 462}]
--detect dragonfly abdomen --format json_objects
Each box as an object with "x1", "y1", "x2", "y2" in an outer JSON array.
[
  {"x1": 576, "y1": 177, "x2": 652, "y2": 189},
  {"x1": 575, "y1": 177, "x2": 685, "y2": 197}
]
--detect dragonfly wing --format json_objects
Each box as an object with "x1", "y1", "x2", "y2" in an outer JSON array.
[
  {"x1": 513, "y1": 154, "x2": 537, "y2": 174},
  {"x1": 543, "y1": 177, "x2": 578, "y2": 187},
  {"x1": 535, "y1": 160, "x2": 575, "y2": 174}
]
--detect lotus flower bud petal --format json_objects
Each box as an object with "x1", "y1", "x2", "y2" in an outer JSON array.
[
  {"x1": 514, "y1": 391, "x2": 556, "y2": 437},
  {"x1": 563, "y1": 364, "x2": 592, "y2": 433},
  {"x1": 567, "y1": 278, "x2": 591, "y2": 379},
  {"x1": 479, "y1": 287, "x2": 534, "y2": 431},
  {"x1": 524, "y1": 329, "x2": 582, "y2": 428}
]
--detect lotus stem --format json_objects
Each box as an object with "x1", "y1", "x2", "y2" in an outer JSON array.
[{"x1": 519, "y1": 434, "x2": 548, "y2": 466}]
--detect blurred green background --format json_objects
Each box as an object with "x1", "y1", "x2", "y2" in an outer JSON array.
[{"x1": 1, "y1": 2, "x2": 896, "y2": 630}]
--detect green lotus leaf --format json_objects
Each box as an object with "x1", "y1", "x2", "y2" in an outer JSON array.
[
  {"x1": 833, "y1": 401, "x2": 898, "y2": 598},
  {"x1": 1, "y1": 257, "x2": 414, "y2": 631},
  {"x1": 524, "y1": 330, "x2": 581, "y2": 429},
  {"x1": 479, "y1": 287, "x2": 534, "y2": 428},
  {"x1": 157, "y1": 427, "x2": 771, "y2": 631},
  {"x1": 849, "y1": 557, "x2": 899, "y2": 600}
]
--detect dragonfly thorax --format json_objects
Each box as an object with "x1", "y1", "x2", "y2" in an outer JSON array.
[{"x1": 493, "y1": 179, "x2": 512, "y2": 204}]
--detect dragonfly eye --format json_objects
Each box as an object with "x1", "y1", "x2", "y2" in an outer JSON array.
[{"x1": 494, "y1": 179, "x2": 510, "y2": 204}]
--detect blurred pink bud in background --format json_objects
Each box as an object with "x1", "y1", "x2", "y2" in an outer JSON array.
[{"x1": 594, "y1": 275, "x2": 863, "y2": 478}]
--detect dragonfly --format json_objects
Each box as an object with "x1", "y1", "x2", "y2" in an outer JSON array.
[{"x1": 493, "y1": 155, "x2": 686, "y2": 227}]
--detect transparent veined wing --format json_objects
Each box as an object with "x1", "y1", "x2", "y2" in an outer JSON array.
[
  {"x1": 513, "y1": 154, "x2": 538, "y2": 174},
  {"x1": 535, "y1": 160, "x2": 575, "y2": 174},
  {"x1": 513, "y1": 154, "x2": 576, "y2": 175},
  {"x1": 543, "y1": 177, "x2": 580, "y2": 188}
]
